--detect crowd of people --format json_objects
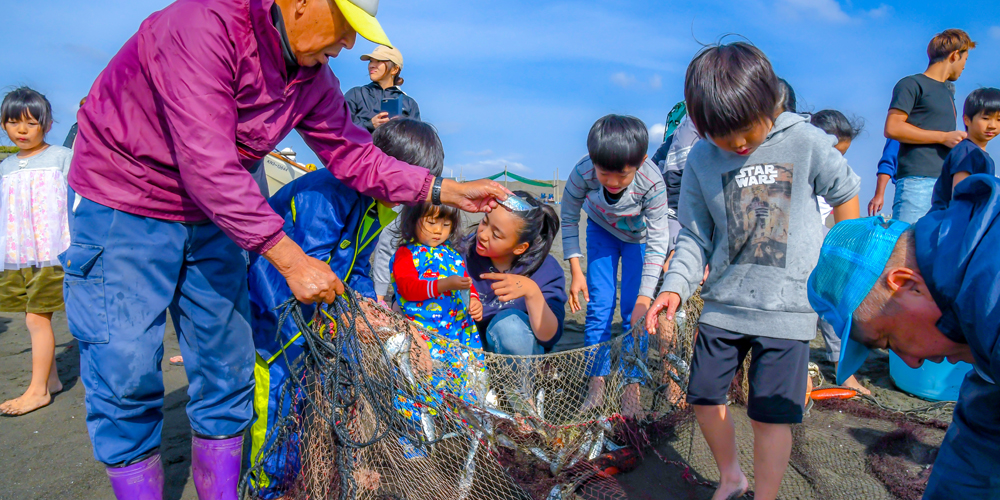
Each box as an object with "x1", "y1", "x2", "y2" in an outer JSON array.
[{"x1": 0, "y1": 0, "x2": 997, "y2": 498}]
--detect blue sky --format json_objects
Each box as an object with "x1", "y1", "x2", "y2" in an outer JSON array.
[{"x1": 6, "y1": 0, "x2": 998, "y2": 205}]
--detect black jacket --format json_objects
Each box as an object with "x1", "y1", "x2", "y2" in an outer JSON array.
[{"x1": 344, "y1": 81, "x2": 420, "y2": 133}]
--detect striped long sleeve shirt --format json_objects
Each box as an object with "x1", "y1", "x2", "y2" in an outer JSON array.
[{"x1": 560, "y1": 155, "x2": 671, "y2": 298}]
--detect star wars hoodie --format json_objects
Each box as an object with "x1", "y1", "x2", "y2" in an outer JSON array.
[{"x1": 660, "y1": 112, "x2": 860, "y2": 340}]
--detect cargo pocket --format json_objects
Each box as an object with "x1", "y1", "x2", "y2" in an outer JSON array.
[{"x1": 60, "y1": 243, "x2": 110, "y2": 344}]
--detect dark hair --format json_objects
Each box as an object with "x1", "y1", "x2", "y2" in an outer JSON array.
[
  {"x1": 507, "y1": 191, "x2": 560, "y2": 276},
  {"x1": 385, "y1": 61, "x2": 404, "y2": 86},
  {"x1": 371, "y1": 118, "x2": 444, "y2": 177},
  {"x1": 684, "y1": 42, "x2": 780, "y2": 139},
  {"x1": 777, "y1": 78, "x2": 797, "y2": 114},
  {"x1": 963, "y1": 87, "x2": 1000, "y2": 120},
  {"x1": 810, "y1": 109, "x2": 864, "y2": 142},
  {"x1": 1, "y1": 87, "x2": 53, "y2": 132},
  {"x1": 927, "y1": 29, "x2": 976, "y2": 65},
  {"x1": 587, "y1": 114, "x2": 648, "y2": 172},
  {"x1": 398, "y1": 202, "x2": 462, "y2": 247}
]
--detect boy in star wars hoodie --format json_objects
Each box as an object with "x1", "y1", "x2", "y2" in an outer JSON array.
[{"x1": 645, "y1": 43, "x2": 861, "y2": 500}]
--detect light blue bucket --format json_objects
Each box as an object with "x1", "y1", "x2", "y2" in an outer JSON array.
[{"x1": 889, "y1": 352, "x2": 972, "y2": 401}]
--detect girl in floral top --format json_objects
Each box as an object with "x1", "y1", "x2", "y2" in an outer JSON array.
[{"x1": 0, "y1": 87, "x2": 72, "y2": 416}]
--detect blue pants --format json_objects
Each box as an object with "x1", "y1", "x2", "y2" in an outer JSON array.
[
  {"x1": 892, "y1": 175, "x2": 936, "y2": 224},
  {"x1": 484, "y1": 309, "x2": 543, "y2": 356},
  {"x1": 923, "y1": 371, "x2": 1000, "y2": 499},
  {"x1": 584, "y1": 223, "x2": 646, "y2": 379},
  {"x1": 63, "y1": 195, "x2": 254, "y2": 465}
]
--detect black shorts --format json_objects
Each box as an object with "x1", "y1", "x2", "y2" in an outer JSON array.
[{"x1": 686, "y1": 323, "x2": 809, "y2": 424}]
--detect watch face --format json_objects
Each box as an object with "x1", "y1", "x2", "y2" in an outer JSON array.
[{"x1": 499, "y1": 194, "x2": 533, "y2": 212}]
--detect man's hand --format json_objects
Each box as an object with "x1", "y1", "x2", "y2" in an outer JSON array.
[
  {"x1": 438, "y1": 276, "x2": 472, "y2": 293},
  {"x1": 630, "y1": 296, "x2": 652, "y2": 330},
  {"x1": 436, "y1": 179, "x2": 511, "y2": 213},
  {"x1": 941, "y1": 130, "x2": 967, "y2": 148},
  {"x1": 470, "y1": 297, "x2": 484, "y2": 321},
  {"x1": 264, "y1": 236, "x2": 344, "y2": 304},
  {"x1": 568, "y1": 272, "x2": 589, "y2": 312},
  {"x1": 868, "y1": 193, "x2": 885, "y2": 216},
  {"x1": 645, "y1": 292, "x2": 681, "y2": 335},
  {"x1": 371, "y1": 112, "x2": 390, "y2": 129}
]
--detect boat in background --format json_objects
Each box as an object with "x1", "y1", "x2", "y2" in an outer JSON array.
[{"x1": 263, "y1": 147, "x2": 316, "y2": 195}]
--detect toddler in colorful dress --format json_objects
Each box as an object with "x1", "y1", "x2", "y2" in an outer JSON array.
[
  {"x1": 390, "y1": 201, "x2": 486, "y2": 449},
  {"x1": 0, "y1": 87, "x2": 72, "y2": 416}
]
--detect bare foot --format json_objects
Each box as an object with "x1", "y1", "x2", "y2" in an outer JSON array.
[
  {"x1": 579, "y1": 377, "x2": 605, "y2": 413},
  {"x1": 842, "y1": 375, "x2": 871, "y2": 395},
  {"x1": 0, "y1": 391, "x2": 53, "y2": 416},
  {"x1": 169, "y1": 355, "x2": 184, "y2": 366},
  {"x1": 48, "y1": 379, "x2": 63, "y2": 395},
  {"x1": 711, "y1": 473, "x2": 749, "y2": 500},
  {"x1": 620, "y1": 383, "x2": 644, "y2": 419}
]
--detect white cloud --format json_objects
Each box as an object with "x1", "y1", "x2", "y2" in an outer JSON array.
[
  {"x1": 650, "y1": 74, "x2": 663, "y2": 89},
  {"x1": 867, "y1": 4, "x2": 892, "y2": 18},
  {"x1": 648, "y1": 123, "x2": 667, "y2": 142},
  {"x1": 611, "y1": 72, "x2": 636, "y2": 88},
  {"x1": 777, "y1": 0, "x2": 850, "y2": 22},
  {"x1": 990, "y1": 26, "x2": 1000, "y2": 40}
]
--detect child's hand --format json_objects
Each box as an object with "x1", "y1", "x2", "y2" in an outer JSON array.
[
  {"x1": 481, "y1": 273, "x2": 540, "y2": 302},
  {"x1": 438, "y1": 275, "x2": 472, "y2": 293},
  {"x1": 568, "y1": 273, "x2": 589, "y2": 312},
  {"x1": 470, "y1": 297, "x2": 484, "y2": 321},
  {"x1": 867, "y1": 193, "x2": 884, "y2": 216},
  {"x1": 630, "y1": 296, "x2": 652, "y2": 331},
  {"x1": 645, "y1": 292, "x2": 681, "y2": 335}
]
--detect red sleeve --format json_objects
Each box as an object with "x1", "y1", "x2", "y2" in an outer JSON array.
[
  {"x1": 467, "y1": 268, "x2": 480, "y2": 300},
  {"x1": 392, "y1": 247, "x2": 439, "y2": 301}
]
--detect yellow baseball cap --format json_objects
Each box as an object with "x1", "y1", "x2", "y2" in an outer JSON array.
[{"x1": 332, "y1": 0, "x2": 392, "y2": 48}]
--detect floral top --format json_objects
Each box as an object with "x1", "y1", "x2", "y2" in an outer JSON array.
[{"x1": 0, "y1": 147, "x2": 72, "y2": 270}]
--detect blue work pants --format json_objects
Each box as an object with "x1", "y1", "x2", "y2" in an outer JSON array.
[{"x1": 63, "y1": 195, "x2": 254, "y2": 465}]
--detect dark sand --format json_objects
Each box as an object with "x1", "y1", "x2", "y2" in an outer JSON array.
[{"x1": 0, "y1": 182, "x2": 945, "y2": 498}]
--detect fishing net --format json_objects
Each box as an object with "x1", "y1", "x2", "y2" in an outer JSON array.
[{"x1": 240, "y1": 290, "x2": 703, "y2": 500}]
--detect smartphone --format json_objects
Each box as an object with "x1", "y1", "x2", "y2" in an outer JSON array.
[{"x1": 381, "y1": 98, "x2": 402, "y2": 118}]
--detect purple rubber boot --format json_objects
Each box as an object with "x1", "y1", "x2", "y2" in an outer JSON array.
[
  {"x1": 191, "y1": 435, "x2": 243, "y2": 500},
  {"x1": 106, "y1": 453, "x2": 164, "y2": 500}
]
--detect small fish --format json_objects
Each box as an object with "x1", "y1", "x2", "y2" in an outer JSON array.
[
  {"x1": 499, "y1": 194, "x2": 533, "y2": 212},
  {"x1": 420, "y1": 410, "x2": 437, "y2": 444},
  {"x1": 457, "y1": 433, "x2": 481, "y2": 500},
  {"x1": 536, "y1": 388, "x2": 546, "y2": 421},
  {"x1": 588, "y1": 430, "x2": 605, "y2": 460}
]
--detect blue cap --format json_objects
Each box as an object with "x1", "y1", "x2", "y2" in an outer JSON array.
[{"x1": 807, "y1": 216, "x2": 911, "y2": 384}]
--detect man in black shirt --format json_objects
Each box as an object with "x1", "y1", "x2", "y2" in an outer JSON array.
[{"x1": 884, "y1": 28, "x2": 975, "y2": 223}]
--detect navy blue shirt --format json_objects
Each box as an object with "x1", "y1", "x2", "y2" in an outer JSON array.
[
  {"x1": 916, "y1": 174, "x2": 1000, "y2": 384},
  {"x1": 929, "y1": 139, "x2": 995, "y2": 212},
  {"x1": 465, "y1": 251, "x2": 567, "y2": 351}
]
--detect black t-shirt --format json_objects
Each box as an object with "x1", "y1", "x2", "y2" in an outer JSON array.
[
  {"x1": 929, "y1": 139, "x2": 995, "y2": 211},
  {"x1": 889, "y1": 74, "x2": 957, "y2": 179}
]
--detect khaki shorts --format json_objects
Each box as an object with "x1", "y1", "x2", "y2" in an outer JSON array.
[{"x1": 0, "y1": 266, "x2": 65, "y2": 313}]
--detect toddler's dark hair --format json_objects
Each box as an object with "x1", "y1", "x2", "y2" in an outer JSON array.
[
  {"x1": 777, "y1": 78, "x2": 797, "y2": 114},
  {"x1": 684, "y1": 42, "x2": 780, "y2": 139},
  {"x1": 1, "y1": 87, "x2": 53, "y2": 132},
  {"x1": 507, "y1": 191, "x2": 560, "y2": 276},
  {"x1": 587, "y1": 115, "x2": 648, "y2": 172},
  {"x1": 810, "y1": 110, "x2": 864, "y2": 142},
  {"x1": 372, "y1": 118, "x2": 444, "y2": 177},
  {"x1": 398, "y1": 202, "x2": 462, "y2": 247},
  {"x1": 963, "y1": 88, "x2": 1000, "y2": 121}
]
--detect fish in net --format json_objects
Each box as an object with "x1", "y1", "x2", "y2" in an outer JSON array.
[{"x1": 239, "y1": 289, "x2": 703, "y2": 500}]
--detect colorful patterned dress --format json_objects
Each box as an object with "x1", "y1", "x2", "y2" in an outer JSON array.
[{"x1": 390, "y1": 243, "x2": 487, "y2": 454}]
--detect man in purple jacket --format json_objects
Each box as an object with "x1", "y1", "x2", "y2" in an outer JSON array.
[{"x1": 62, "y1": 0, "x2": 505, "y2": 498}]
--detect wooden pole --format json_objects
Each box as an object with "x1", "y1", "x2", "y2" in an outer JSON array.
[{"x1": 504, "y1": 165, "x2": 508, "y2": 189}]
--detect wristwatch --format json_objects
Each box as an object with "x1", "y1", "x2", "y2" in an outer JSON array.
[{"x1": 432, "y1": 177, "x2": 444, "y2": 206}]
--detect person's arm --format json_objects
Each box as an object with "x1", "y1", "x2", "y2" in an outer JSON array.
[
  {"x1": 868, "y1": 174, "x2": 892, "y2": 216},
  {"x1": 407, "y1": 97, "x2": 421, "y2": 122},
  {"x1": 560, "y1": 160, "x2": 589, "y2": 311},
  {"x1": 480, "y1": 273, "x2": 559, "y2": 342},
  {"x1": 373, "y1": 217, "x2": 400, "y2": 301},
  {"x1": 391, "y1": 247, "x2": 470, "y2": 301},
  {"x1": 633, "y1": 164, "x2": 671, "y2": 328},
  {"x1": 296, "y1": 71, "x2": 506, "y2": 212},
  {"x1": 814, "y1": 138, "x2": 862, "y2": 223},
  {"x1": 343, "y1": 87, "x2": 372, "y2": 133},
  {"x1": 885, "y1": 110, "x2": 966, "y2": 147}
]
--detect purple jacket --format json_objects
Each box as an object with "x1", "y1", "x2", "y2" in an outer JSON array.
[{"x1": 69, "y1": 0, "x2": 433, "y2": 254}]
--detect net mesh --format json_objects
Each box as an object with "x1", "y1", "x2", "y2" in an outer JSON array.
[{"x1": 240, "y1": 289, "x2": 950, "y2": 500}]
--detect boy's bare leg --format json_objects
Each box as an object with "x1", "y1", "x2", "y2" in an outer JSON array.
[
  {"x1": 0, "y1": 312, "x2": 61, "y2": 415},
  {"x1": 750, "y1": 420, "x2": 792, "y2": 500},
  {"x1": 580, "y1": 376, "x2": 606, "y2": 412},
  {"x1": 620, "y1": 382, "x2": 642, "y2": 418},
  {"x1": 693, "y1": 404, "x2": 748, "y2": 500}
]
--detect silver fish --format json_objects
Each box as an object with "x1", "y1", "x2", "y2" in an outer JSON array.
[
  {"x1": 419, "y1": 410, "x2": 436, "y2": 444},
  {"x1": 457, "y1": 433, "x2": 481, "y2": 500},
  {"x1": 536, "y1": 388, "x2": 546, "y2": 421},
  {"x1": 588, "y1": 430, "x2": 605, "y2": 460}
]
